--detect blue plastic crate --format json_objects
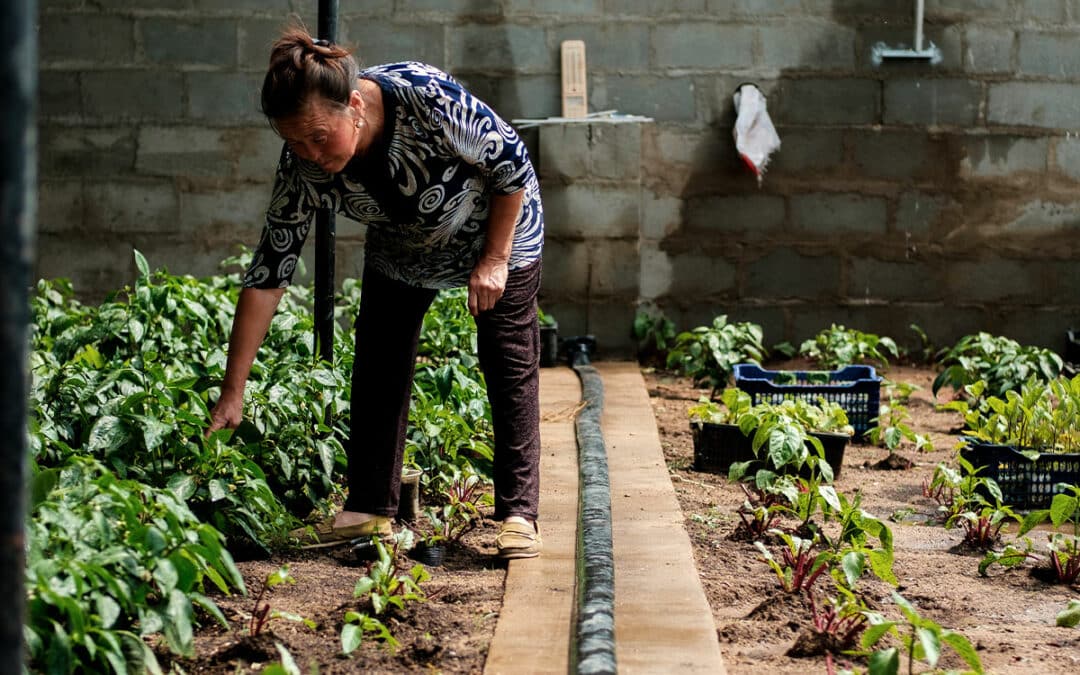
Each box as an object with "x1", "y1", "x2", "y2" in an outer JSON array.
[{"x1": 733, "y1": 364, "x2": 882, "y2": 439}]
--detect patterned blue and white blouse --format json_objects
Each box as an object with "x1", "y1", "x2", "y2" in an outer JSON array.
[{"x1": 244, "y1": 62, "x2": 545, "y2": 290}]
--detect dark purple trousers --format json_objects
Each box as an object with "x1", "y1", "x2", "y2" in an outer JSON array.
[{"x1": 343, "y1": 260, "x2": 542, "y2": 522}]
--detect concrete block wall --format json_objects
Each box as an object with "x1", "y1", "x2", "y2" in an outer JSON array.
[{"x1": 36, "y1": 0, "x2": 1080, "y2": 358}]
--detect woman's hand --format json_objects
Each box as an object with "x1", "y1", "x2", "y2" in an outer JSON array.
[
  {"x1": 469, "y1": 255, "x2": 509, "y2": 316},
  {"x1": 206, "y1": 390, "x2": 244, "y2": 435}
]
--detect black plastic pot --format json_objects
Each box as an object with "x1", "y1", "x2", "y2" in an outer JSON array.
[
  {"x1": 410, "y1": 541, "x2": 446, "y2": 567},
  {"x1": 540, "y1": 322, "x2": 559, "y2": 367},
  {"x1": 691, "y1": 422, "x2": 848, "y2": 478},
  {"x1": 1067, "y1": 329, "x2": 1079, "y2": 365}
]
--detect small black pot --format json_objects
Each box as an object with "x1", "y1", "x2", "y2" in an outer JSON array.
[
  {"x1": 539, "y1": 323, "x2": 559, "y2": 367},
  {"x1": 410, "y1": 542, "x2": 447, "y2": 567}
]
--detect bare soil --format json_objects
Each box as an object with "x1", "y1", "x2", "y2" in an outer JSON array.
[{"x1": 174, "y1": 361, "x2": 1080, "y2": 674}]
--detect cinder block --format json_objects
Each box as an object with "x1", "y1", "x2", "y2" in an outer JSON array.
[
  {"x1": 193, "y1": 0, "x2": 292, "y2": 11},
  {"x1": 82, "y1": 71, "x2": 185, "y2": 121},
  {"x1": 542, "y1": 184, "x2": 641, "y2": 239},
  {"x1": 589, "y1": 123, "x2": 642, "y2": 181},
  {"x1": 447, "y1": 24, "x2": 555, "y2": 73},
  {"x1": 136, "y1": 127, "x2": 233, "y2": 177},
  {"x1": 239, "y1": 19, "x2": 289, "y2": 71},
  {"x1": 589, "y1": 240, "x2": 640, "y2": 298},
  {"x1": 608, "y1": 0, "x2": 706, "y2": 14},
  {"x1": 685, "y1": 194, "x2": 786, "y2": 235},
  {"x1": 83, "y1": 180, "x2": 179, "y2": 234},
  {"x1": 537, "y1": 125, "x2": 591, "y2": 181},
  {"x1": 1002, "y1": 199, "x2": 1080, "y2": 233},
  {"x1": 988, "y1": 83, "x2": 1080, "y2": 129},
  {"x1": 850, "y1": 130, "x2": 935, "y2": 180},
  {"x1": 35, "y1": 233, "x2": 133, "y2": 299},
  {"x1": 849, "y1": 258, "x2": 943, "y2": 302},
  {"x1": 186, "y1": 72, "x2": 264, "y2": 122},
  {"x1": 540, "y1": 239, "x2": 590, "y2": 296},
  {"x1": 925, "y1": 0, "x2": 1010, "y2": 16},
  {"x1": 883, "y1": 79, "x2": 982, "y2": 127},
  {"x1": 962, "y1": 26, "x2": 1014, "y2": 73},
  {"x1": 502, "y1": 0, "x2": 601, "y2": 15},
  {"x1": 39, "y1": 15, "x2": 135, "y2": 65},
  {"x1": 1019, "y1": 31, "x2": 1080, "y2": 78},
  {"x1": 1055, "y1": 137, "x2": 1080, "y2": 182},
  {"x1": 896, "y1": 191, "x2": 949, "y2": 235},
  {"x1": 664, "y1": 250, "x2": 737, "y2": 297},
  {"x1": 394, "y1": 0, "x2": 506, "y2": 15},
  {"x1": 38, "y1": 72, "x2": 81, "y2": 119},
  {"x1": 768, "y1": 129, "x2": 844, "y2": 174},
  {"x1": 37, "y1": 180, "x2": 84, "y2": 234},
  {"x1": 141, "y1": 19, "x2": 237, "y2": 67},
  {"x1": 641, "y1": 191, "x2": 681, "y2": 241},
  {"x1": 639, "y1": 243, "x2": 671, "y2": 299},
  {"x1": 652, "y1": 23, "x2": 754, "y2": 70},
  {"x1": 745, "y1": 249, "x2": 840, "y2": 300},
  {"x1": 584, "y1": 299, "x2": 637, "y2": 358},
  {"x1": 773, "y1": 79, "x2": 880, "y2": 125},
  {"x1": 40, "y1": 127, "x2": 136, "y2": 177},
  {"x1": 589, "y1": 74, "x2": 696, "y2": 122},
  {"x1": 179, "y1": 184, "x2": 270, "y2": 235},
  {"x1": 945, "y1": 257, "x2": 1044, "y2": 304},
  {"x1": 760, "y1": 23, "x2": 856, "y2": 70},
  {"x1": 233, "y1": 129, "x2": 285, "y2": 180},
  {"x1": 459, "y1": 74, "x2": 562, "y2": 122},
  {"x1": 550, "y1": 23, "x2": 650, "y2": 72},
  {"x1": 342, "y1": 20, "x2": 444, "y2": 66},
  {"x1": 791, "y1": 194, "x2": 888, "y2": 235},
  {"x1": 960, "y1": 136, "x2": 1049, "y2": 178}
]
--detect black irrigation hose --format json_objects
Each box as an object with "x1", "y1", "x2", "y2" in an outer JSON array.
[{"x1": 569, "y1": 347, "x2": 617, "y2": 675}]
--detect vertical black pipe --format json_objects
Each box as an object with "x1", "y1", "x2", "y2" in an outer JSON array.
[
  {"x1": 0, "y1": 0, "x2": 35, "y2": 670},
  {"x1": 314, "y1": 0, "x2": 339, "y2": 363}
]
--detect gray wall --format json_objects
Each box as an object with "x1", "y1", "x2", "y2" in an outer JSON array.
[{"x1": 37, "y1": 1, "x2": 1080, "y2": 357}]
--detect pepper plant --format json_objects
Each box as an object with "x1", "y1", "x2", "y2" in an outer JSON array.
[
  {"x1": 933, "y1": 331, "x2": 1063, "y2": 400},
  {"x1": 798, "y1": 324, "x2": 898, "y2": 370},
  {"x1": 666, "y1": 315, "x2": 766, "y2": 394}
]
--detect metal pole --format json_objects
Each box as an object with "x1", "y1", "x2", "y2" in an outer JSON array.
[
  {"x1": 914, "y1": 0, "x2": 926, "y2": 52},
  {"x1": 314, "y1": 0, "x2": 339, "y2": 363},
  {"x1": 0, "y1": 0, "x2": 35, "y2": 670}
]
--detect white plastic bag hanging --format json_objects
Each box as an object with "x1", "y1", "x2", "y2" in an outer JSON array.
[{"x1": 732, "y1": 83, "x2": 781, "y2": 185}]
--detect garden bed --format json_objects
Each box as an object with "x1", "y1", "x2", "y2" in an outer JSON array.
[
  {"x1": 167, "y1": 361, "x2": 1080, "y2": 674},
  {"x1": 647, "y1": 360, "x2": 1080, "y2": 674}
]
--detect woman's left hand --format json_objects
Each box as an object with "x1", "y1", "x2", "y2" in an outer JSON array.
[{"x1": 469, "y1": 256, "x2": 508, "y2": 316}]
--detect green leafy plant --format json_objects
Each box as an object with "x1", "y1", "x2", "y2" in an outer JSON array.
[
  {"x1": 422, "y1": 464, "x2": 493, "y2": 546},
  {"x1": 990, "y1": 486, "x2": 1080, "y2": 585},
  {"x1": 932, "y1": 332, "x2": 1063, "y2": 400},
  {"x1": 25, "y1": 457, "x2": 244, "y2": 672},
  {"x1": 799, "y1": 324, "x2": 898, "y2": 370},
  {"x1": 248, "y1": 565, "x2": 315, "y2": 637},
  {"x1": 666, "y1": 315, "x2": 766, "y2": 394},
  {"x1": 755, "y1": 530, "x2": 832, "y2": 595},
  {"x1": 343, "y1": 530, "x2": 430, "y2": 654},
  {"x1": 633, "y1": 307, "x2": 677, "y2": 366},
  {"x1": 537, "y1": 306, "x2": 558, "y2": 328},
  {"x1": 865, "y1": 403, "x2": 934, "y2": 454},
  {"x1": 1057, "y1": 600, "x2": 1080, "y2": 628},
  {"x1": 858, "y1": 592, "x2": 984, "y2": 675},
  {"x1": 943, "y1": 375, "x2": 1080, "y2": 454}
]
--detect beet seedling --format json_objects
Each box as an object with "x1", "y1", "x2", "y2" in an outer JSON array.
[
  {"x1": 755, "y1": 530, "x2": 832, "y2": 595},
  {"x1": 249, "y1": 565, "x2": 315, "y2": 637}
]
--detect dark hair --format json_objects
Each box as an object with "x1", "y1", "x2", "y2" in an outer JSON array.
[{"x1": 260, "y1": 24, "x2": 360, "y2": 121}]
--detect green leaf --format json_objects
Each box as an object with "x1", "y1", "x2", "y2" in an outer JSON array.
[
  {"x1": 841, "y1": 550, "x2": 865, "y2": 587},
  {"x1": 167, "y1": 474, "x2": 197, "y2": 502},
  {"x1": 134, "y1": 250, "x2": 150, "y2": 278},
  {"x1": 208, "y1": 479, "x2": 228, "y2": 503},
  {"x1": 867, "y1": 647, "x2": 900, "y2": 675},
  {"x1": 942, "y1": 630, "x2": 984, "y2": 673},
  {"x1": 341, "y1": 622, "x2": 362, "y2": 654},
  {"x1": 274, "y1": 642, "x2": 302, "y2": 675},
  {"x1": 163, "y1": 589, "x2": 194, "y2": 657},
  {"x1": 916, "y1": 626, "x2": 941, "y2": 668},
  {"x1": 1056, "y1": 600, "x2": 1080, "y2": 628},
  {"x1": 87, "y1": 416, "x2": 129, "y2": 454},
  {"x1": 95, "y1": 595, "x2": 121, "y2": 629},
  {"x1": 1050, "y1": 493, "x2": 1078, "y2": 529},
  {"x1": 1019, "y1": 509, "x2": 1050, "y2": 536}
]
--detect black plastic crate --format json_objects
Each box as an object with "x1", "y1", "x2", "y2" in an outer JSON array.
[
  {"x1": 733, "y1": 364, "x2": 882, "y2": 439},
  {"x1": 960, "y1": 441, "x2": 1080, "y2": 510},
  {"x1": 691, "y1": 422, "x2": 848, "y2": 478}
]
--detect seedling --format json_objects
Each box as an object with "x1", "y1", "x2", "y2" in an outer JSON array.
[
  {"x1": 755, "y1": 530, "x2": 832, "y2": 595},
  {"x1": 858, "y1": 592, "x2": 984, "y2": 675},
  {"x1": 799, "y1": 324, "x2": 898, "y2": 370},
  {"x1": 865, "y1": 403, "x2": 933, "y2": 454},
  {"x1": 249, "y1": 565, "x2": 315, "y2": 637}
]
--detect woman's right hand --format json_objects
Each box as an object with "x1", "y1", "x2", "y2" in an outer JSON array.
[{"x1": 206, "y1": 392, "x2": 243, "y2": 435}]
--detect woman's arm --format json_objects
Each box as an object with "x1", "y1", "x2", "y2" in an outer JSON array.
[
  {"x1": 207, "y1": 286, "x2": 286, "y2": 433},
  {"x1": 469, "y1": 189, "x2": 524, "y2": 316}
]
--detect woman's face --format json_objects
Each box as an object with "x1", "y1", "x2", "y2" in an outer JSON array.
[{"x1": 275, "y1": 94, "x2": 361, "y2": 174}]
